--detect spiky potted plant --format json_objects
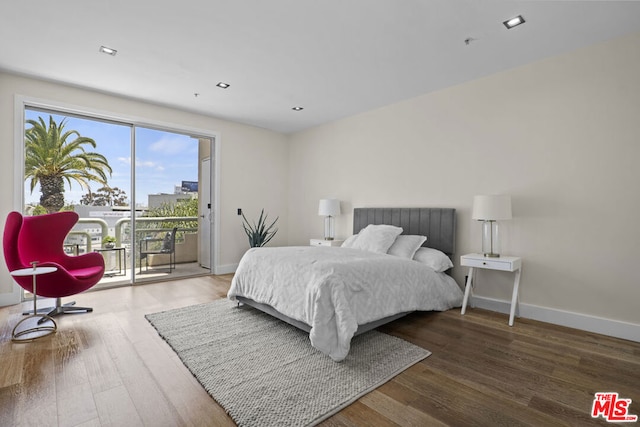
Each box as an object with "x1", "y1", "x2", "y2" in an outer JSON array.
[{"x1": 241, "y1": 209, "x2": 278, "y2": 247}]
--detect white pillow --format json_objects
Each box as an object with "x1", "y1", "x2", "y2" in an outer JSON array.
[
  {"x1": 387, "y1": 235, "x2": 427, "y2": 259},
  {"x1": 350, "y1": 224, "x2": 403, "y2": 254},
  {"x1": 413, "y1": 247, "x2": 453, "y2": 272},
  {"x1": 341, "y1": 234, "x2": 359, "y2": 248}
]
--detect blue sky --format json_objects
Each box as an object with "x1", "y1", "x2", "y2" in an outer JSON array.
[{"x1": 24, "y1": 110, "x2": 199, "y2": 207}]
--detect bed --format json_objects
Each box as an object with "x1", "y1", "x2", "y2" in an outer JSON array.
[{"x1": 228, "y1": 207, "x2": 463, "y2": 361}]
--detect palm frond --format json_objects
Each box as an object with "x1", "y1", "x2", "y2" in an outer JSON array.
[{"x1": 24, "y1": 114, "x2": 113, "y2": 212}]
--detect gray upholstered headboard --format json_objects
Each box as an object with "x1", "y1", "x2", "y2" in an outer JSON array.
[{"x1": 353, "y1": 207, "x2": 456, "y2": 256}]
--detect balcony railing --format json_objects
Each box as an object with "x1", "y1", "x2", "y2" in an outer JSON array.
[{"x1": 65, "y1": 217, "x2": 199, "y2": 270}]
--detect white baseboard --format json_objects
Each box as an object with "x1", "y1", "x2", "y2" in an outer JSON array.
[
  {"x1": 214, "y1": 263, "x2": 238, "y2": 275},
  {"x1": 469, "y1": 296, "x2": 640, "y2": 343}
]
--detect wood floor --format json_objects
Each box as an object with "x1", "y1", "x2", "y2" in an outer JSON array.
[{"x1": 0, "y1": 275, "x2": 638, "y2": 427}]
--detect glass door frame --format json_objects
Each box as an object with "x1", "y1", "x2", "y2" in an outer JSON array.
[{"x1": 12, "y1": 95, "x2": 220, "y2": 300}]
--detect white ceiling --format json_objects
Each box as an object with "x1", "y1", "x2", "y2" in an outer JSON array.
[{"x1": 1, "y1": 1, "x2": 640, "y2": 134}]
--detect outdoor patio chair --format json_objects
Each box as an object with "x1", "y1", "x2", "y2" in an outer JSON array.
[{"x1": 139, "y1": 227, "x2": 178, "y2": 274}]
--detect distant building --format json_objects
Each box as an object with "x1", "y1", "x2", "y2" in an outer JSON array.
[{"x1": 150, "y1": 182, "x2": 197, "y2": 208}]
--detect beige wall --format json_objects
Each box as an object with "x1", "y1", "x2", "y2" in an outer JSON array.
[
  {"x1": 0, "y1": 72, "x2": 289, "y2": 294},
  {"x1": 288, "y1": 31, "x2": 640, "y2": 327}
]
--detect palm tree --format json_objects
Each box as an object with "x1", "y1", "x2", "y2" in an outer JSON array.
[{"x1": 25, "y1": 115, "x2": 112, "y2": 213}]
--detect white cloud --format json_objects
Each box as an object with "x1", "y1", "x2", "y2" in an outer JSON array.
[
  {"x1": 149, "y1": 136, "x2": 193, "y2": 156},
  {"x1": 117, "y1": 156, "x2": 164, "y2": 171}
]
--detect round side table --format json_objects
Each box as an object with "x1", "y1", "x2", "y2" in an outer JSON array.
[{"x1": 10, "y1": 263, "x2": 58, "y2": 342}]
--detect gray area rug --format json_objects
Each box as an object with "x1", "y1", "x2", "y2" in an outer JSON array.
[{"x1": 146, "y1": 299, "x2": 430, "y2": 427}]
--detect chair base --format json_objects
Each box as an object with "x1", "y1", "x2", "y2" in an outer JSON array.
[
  {"x1": 12, "y1": 314, "x2": 57, "y2": 342},
  {"x1": 23, "y1": 298, "x2": 93, "y2": 318}
]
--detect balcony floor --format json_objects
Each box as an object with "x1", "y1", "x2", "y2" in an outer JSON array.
[{"x1": 95, "y1": 261, "x2": 211, "y2": 290}]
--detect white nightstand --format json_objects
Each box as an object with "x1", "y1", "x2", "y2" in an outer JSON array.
[
  {"x1": 310, "y1": 239, "x2": 344, "y2": 247},
  {"x1": 460, "y1": 253, "x2": 522, "y2": 326}
]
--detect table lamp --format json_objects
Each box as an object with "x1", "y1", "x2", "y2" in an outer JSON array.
[
  {"x1": 472, "y1": 195, "x2": 512, "y2": 257},
  {"x1": 318, "y1": 199, "x2": 340, "y2": 240}
]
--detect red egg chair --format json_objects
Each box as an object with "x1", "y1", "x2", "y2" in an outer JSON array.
[{"x1": 3, "y1": 211, "x2": 105, "y2": 318}]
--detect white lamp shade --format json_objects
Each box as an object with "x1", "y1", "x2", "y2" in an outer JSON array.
[
  {"x1": 472, "y1": 195, "x2": 512, "y2": 220},
  {"x1": 318, "y1": 199, "x2": 341, "y2": 216}
]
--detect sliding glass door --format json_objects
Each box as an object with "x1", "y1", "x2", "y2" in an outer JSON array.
[
  {"x1": 22, "y1": 106, "x2": 214, "y2": 293},
  {"x1": 133, "y1": 127, "x2": 212, "y2": 283},
  {"x1": 24, "y1": 108, "x2": 133, "y2": 289}
]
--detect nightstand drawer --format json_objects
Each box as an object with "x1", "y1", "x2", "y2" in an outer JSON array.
[
  {"x1": 310, "y1": 239, "x2": 344, "y2": 247},
  {"x1": 460, "y1": 255, "x2": 520, "y2": 272}
]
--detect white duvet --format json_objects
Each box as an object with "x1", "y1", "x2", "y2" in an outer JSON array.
[{"x1": 228, "y1": 246, "x2": 463, "y2": 361}]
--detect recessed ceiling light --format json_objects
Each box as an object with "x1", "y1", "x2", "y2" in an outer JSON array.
[
  {"x1": 503, "y1": 15, "x2": 525, "y2": 29},
  {"x1": 216, "y1": 82, "x2": 230, "y2": 89},
  {"x1": 292, "y1": 107, "x2": 304, "y2": 111},
  {"x1": 99, "y1": 46, "x2": 117, "y2": 56}
]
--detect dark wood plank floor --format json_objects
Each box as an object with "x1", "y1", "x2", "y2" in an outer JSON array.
[{"x1": 0, "y1": 275, "x2": 638, "y2": 426}]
